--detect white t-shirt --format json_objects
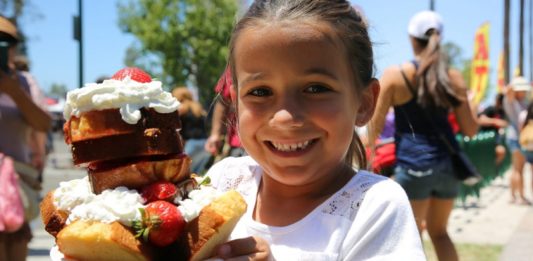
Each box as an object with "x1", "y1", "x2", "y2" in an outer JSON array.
[{"x1": 206, "y1": 156, "x2": 425, "y2": 261}]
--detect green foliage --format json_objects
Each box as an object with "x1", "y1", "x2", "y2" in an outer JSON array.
[
  {"x1": 48, "y1": 83, "x2": 68, "y2": 99},
  {"x1": 461, "y1": 58, "x2": 472, "y2": 88},
  {"x1": 423, "y1": 240, "x2": 503, "y2": 261},
  {"x1": 117, "y1": 0, "x2": 238, "y2": 105},
  {"x1": 442, "y1": 42, "x2": 463, "y2": 69}
]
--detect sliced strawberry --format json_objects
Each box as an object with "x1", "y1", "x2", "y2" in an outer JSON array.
[
  {"x1": 133, "y1": 200, "x2": 185, "y2": 247},
  {"x1": 140, "y1": 181, "x2": 177, "y2": 203},
  {"x1": 111, "y1": 67, "x2": 152, "y2": 83}
]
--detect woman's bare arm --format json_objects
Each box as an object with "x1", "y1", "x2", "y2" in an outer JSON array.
[
  {"x1": 450, "y1": 69, "x2": 479, "y2": 137},
  {"x1": 0, "y1": 71, "x2": 51, "y2": 132},
  {"x1": 369, "y1": 66, "x2": 397, "y2": 143}
]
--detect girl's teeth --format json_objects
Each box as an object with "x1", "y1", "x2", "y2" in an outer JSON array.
[{"x1": 272, "y1": 140, "x2": 311, "y2": 152}]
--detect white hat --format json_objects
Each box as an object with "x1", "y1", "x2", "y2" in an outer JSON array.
[
  {"x1": 510, "y1": 76, "x2": 531, "y2": 92},
  {"x1": 408, "y1": 11, "x2": 443, "y2": 40}
]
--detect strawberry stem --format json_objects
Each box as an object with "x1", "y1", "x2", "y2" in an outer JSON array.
[{"x1": 199, "y1": 176, "x2": 211, "y2": 186}]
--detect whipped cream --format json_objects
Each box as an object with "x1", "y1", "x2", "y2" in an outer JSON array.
[
  {"x1": 53, "y1": 177, "x2": 144, "y2": 226},
  {"x1": 53, "y1": 177, "x2": 221, "y2": 225},
  {"x1": 63, "y1": 76, "x2": 180, "y2": 124},
  {"x1": 178, "y1": 186, "x2": 221, "y2": 222}
]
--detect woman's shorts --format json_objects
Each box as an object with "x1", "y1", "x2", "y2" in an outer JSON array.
[
  {"x1": 394, "y1": 158, "x2": 459, "y2": 200},
  {"x1": 505, "y1": 138, "x2": 533, "y2": 162},
  {"x1": 505, "y1": 138, "x2": 522, "y2": 153},
  {"x1": 523, "y1": 150, "x2": 533, "y2": 163}
]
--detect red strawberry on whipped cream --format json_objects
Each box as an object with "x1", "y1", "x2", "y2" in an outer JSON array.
[
  {"x1": 112, "y1": 67, "x2": 152, "y2": 83},
  {"x1": 133, "y1": 200, "x2": 186, "y2": 247}
]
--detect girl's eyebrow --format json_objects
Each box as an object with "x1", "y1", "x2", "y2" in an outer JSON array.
[
  {"x1": 240, "y1": 72, "x2": 265, "y2": 86},
  {"x1": 304, "y1": 67, "x2": 339, "y2": 81},
  {"x1": 240, "y1": 67, "x2": 338, "y2": 87}
]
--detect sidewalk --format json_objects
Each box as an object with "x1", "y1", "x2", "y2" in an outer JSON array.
[
  {"x1": 424, "y1": 168, "x2": 533, "y2": 261},
  {"x1": 500, "y1": 207, "x2": 533, "y2": 261}
]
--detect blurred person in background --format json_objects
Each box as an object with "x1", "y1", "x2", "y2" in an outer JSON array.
[
  {"x1": 0, "y1": 15, "x2": 51, "y2": 261},
  {"x1": 172, "y1": 86, "x2": 210, "y2": 174},
  {"x1": 477, "y1": 93, "x2": 507, "y2": 166},
  {"x1": 503, "y1": 76, "x2": 531, "y2": 205},
  {"x1": 204, "y1": 67, "x2": 245, "y2": 159},
  {"x1": 370, "y1": 11, "x2": 478, "y2": 261},
  {"x1": 13, "y1": 54, "x2": 51, "y2": 176}
]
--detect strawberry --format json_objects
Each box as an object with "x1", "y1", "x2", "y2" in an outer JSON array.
[
  {"x1": 140, "y1": 181, "x2": 177, "y2": 203},
  {"x1": 111, "y1": 67, "x2": 152, "y2": 83},
  {"x1": 133, "y1": 200, "x2": 186, "y2": 247}
]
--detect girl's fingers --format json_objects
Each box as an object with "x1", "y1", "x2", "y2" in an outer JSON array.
[{"x1": 216, "y1": 236, "x2": 271, "y2": 261}]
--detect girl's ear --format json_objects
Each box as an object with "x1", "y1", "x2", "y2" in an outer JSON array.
[{"x1": 355, "y1": 78, "x2": 380, "y2": 126}]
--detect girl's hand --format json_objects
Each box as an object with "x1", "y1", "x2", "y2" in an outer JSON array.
[{"x1": 211, "y1": 236, "x2": 271, "y2": 261}]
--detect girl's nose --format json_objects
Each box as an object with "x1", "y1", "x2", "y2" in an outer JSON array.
[{"x1": 269, "y1": 103, "x2": 305, "y2": 129}]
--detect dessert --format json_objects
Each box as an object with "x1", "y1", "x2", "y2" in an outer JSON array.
[{"x1": 41, "y1": 68, "x2": 246, "y2": 261}]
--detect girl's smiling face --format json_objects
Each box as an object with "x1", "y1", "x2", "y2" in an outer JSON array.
[{"x1": 234, "y1": 22, "x2": 375, "y2": 187}]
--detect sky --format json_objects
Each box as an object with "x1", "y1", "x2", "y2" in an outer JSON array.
[{"x1": 16, "y1": 0, "x2": 528, "y2": 105}]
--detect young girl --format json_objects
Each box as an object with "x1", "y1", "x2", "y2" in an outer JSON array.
[{"x1": 205, "y1": 1, "x2": 424, "y2": 260}]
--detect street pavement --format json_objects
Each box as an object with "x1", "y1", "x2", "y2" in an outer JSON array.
[{"x1": 27, "y1": 133, "x2": 533, "y2": 260}]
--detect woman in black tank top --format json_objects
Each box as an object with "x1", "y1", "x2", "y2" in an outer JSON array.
[{"x1": 369, "y1": 11, "x2": 478, "y2": 261}]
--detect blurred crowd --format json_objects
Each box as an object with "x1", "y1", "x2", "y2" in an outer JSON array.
[
  {"x1": 1, "y1": 4, "x2": 533, "y2": 261},
  {"x1": 0, "y1": 16, "x2": 51, "y2": 261}
]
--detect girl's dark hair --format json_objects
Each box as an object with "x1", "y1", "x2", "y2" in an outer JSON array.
[
  {"x1": 227, "y1": 0, "x2": 374, "y2": 169},
  {"x1": 415, "y1": 30, "x2": 463, "y2": 108}
]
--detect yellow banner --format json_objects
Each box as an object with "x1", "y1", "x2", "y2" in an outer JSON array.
[
  {"x1": 470, "y1": 23, "x2": 490, "y2": 104},
  {"x1": 497, "y1": 51, "x2": 505, "y2": 93}
]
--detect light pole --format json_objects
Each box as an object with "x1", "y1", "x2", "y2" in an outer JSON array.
[
  {"x1": 73, "y1": 0, "x2": 83, "y2": 88},
  {"x1": 504, "y1": 0, "x2": 511, "y2": 84},
  {"x1": 430, "y1": 0, "x2": 435, "y2": 11},
  {"x1": 519, "y1": 0, "x2": 525, "y2": 76},
  {"x1": 530, "y1": 0, "x2": 533, "y2": 80}
]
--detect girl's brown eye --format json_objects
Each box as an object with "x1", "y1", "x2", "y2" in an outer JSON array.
[
  {"x1": 305, "y1": 84, "x2": 331, "y2": 93},
  {"x1": 249, "y1": 88, "x2": 272, "y2": 97}
]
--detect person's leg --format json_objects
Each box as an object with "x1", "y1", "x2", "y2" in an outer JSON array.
[
  {"x1": 5, "y1": 223, "x2": 31, "y2": 261},
  {"x1": 495, "y1": 144, "x2": 506, "y2": 166},
  {"x1": 393, "y1": 165, "x2": 433, "y2": 235},
  {"x1": 7, "y1": 238, "x2": 29, "y2": 261},
  {"x1": 409, "y1": 199, "x2": 430, "y2": 237},
  {"x1": 510, "y1": 149, "x2": 526, "y2": 203},
  {"x1": 425, "y1": 198, "x2": 458, "y2": 261},
  {"x1": 0, "y1": 232, "x2": 9, "y2": 261}
]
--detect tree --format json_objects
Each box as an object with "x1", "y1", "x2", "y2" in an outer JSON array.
[
  {"x1": 0, "y1": 0, "x2": 43, "y2": 55},
  {"x1": 461, "y1": 58, "x2": 472, "y2": 88},
  {"x1": 117, "y1": 0, "x2": 238, "y2": 105},
  {"x1": 48, "y1": 83, "x2": 68, "y2": 100},
  {"x1": 442, "y1": 41, "x2": 463, "y2": 69}
]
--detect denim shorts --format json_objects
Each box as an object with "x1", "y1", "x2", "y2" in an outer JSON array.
[
  {"x1": 506, "y1": 138, "x2": 522, "y2": 153},
  {"x1": 524, "y1": 150, "x2": 533, "y2": 163},
  {"x1": 394, "y1": 158, "x2": 459, "y2": 200},
  {"x1": 505, "y1": 138, "x2": 533, "y2": 162}
]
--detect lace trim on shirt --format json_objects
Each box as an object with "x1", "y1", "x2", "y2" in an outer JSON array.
[
  {"x1": 218, "y1": 160, "x2": 259, "y2": 199},
  {"x1": 217, "y1": 158, "x2": 382, "y2": 221},
  {"x1": 320, "y1": 173, "x2": 378, "y2": 220}
]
